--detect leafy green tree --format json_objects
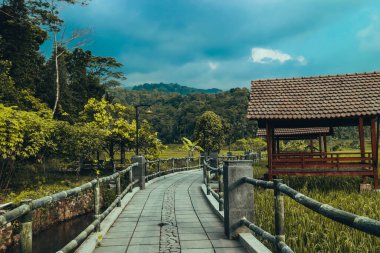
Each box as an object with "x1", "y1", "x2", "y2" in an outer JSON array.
[
  {"x1": 232, "y1": 138, "x2": 266, "y2": 152},
  {"x1": 0, "y1": 0, "x2": 47, "y2": 91},
  {"x1": 80, "y1": 98, "x2": 134, "y2": 166},
  {"x1": 181, "y1": 137, "x2": 203, "y2": 157},
  {"x1": 0, "y1": 60, "x2": 20, "y2": 105},
  {"x1": 54, "y1": 121, "x2": 106, "y2": 162},
  {"x1": 137, "y1": 120, "x2": 167, "y2": 160},
  {"x1": 0, "y1": 104, "x2": 55, "y2": 189},
  {"x1": 193, "y1": 111, "x2": 225, "y2": 153}
]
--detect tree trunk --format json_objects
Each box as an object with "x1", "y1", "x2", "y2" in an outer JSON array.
[{"x1": 52, "y1": 31, "x2": 59, "y2": 118}]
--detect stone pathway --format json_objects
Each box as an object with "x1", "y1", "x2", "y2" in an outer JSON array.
[{"x1": 93, "y1": 170, "x2": 247, "y2": 253}]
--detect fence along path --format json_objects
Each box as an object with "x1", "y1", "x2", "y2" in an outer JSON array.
[
  {"x1": 0, "y1": 156, "x2": 202, "y2": 253},
  {"x1": 203, "y1": 158, "x2": 380, "y2": 253},
  {"x1": 93, "y1": 170, "x2": 245, "y2": 253}
]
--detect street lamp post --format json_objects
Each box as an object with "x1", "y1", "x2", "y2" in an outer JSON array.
[{"x1": 134, "y1": 104, "x2": 152, "y2": 155}]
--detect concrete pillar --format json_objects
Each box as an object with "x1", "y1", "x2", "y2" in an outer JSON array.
[
  {"x1": 223, "y1": 160, "x2": 254, "y2": 239},
  {"x1": 209, "y1": 152, "x2": 219, "y2": 169},
  {"x1": 116, "y1": 174, "x2": 121, "y2": 207},
  {"x1": 132, "y1": 156, "x2": 146, "y2": 190},
  {"x1": 94, "y1": 179, "x2": 100, "y2": 232},
  {"x1": 20, "y1": 199, "x2": 32, "y2": 253}
]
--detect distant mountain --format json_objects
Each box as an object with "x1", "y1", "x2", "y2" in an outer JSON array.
[{"x1": 131, "y1": 83, "x2": 222, "y2": 95}]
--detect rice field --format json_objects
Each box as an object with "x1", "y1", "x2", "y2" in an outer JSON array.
[{"x1": 252, "y1": 162, "x2": 380, "y2": 253}]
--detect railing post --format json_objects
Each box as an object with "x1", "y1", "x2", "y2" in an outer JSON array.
[
  {"x1": 132, "y1": 156, "x2": 146, "y2": 190},
  {"x1": 210, "y1": 152, "x2": 218, "y2": 169},
  {"x1": 94, "y1": 179, "x2": 100, "y2": 232},
  {"x1": 172, "y1": 158, "x2": 175, "y2": 173},
  {"x1": 206, "y1": 167, "x2": 211, "y2": 195},
  {"x1": 223, "y1": 160, "x2": 254, "y2": 239},
  {"x1": 145, "y1": 162, "x2": 149, "y2": 182},
  {"x1": 274, "y1": 179, "x2": 285, "y2": 252},
  {"x1": 186, "y1": 157, "x2": 189, "y2": 170},
  {"x1": 116, "y1": 173, "x2": 121, "y2": 207},
  {"x1": 127, "y1": 168, "x2": 133, "y2": 193},
  {"x1": 218, "y1": 170, "x2": 224, "y2": 211},
  {"x1": 20, "y1": 199, "x2": 32, "y2": 253},
  {"x1": 157, "y1": 160, "x2": 161, "y2": 176}
]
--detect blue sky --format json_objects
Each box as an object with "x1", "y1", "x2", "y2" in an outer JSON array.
[{"x1": 60, "y1": 0, "x2": 380, "y2": 89}]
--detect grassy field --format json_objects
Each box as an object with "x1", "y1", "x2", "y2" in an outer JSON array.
[{"x1": 252, "y1": 161, "x2": 380, "y2": 253}]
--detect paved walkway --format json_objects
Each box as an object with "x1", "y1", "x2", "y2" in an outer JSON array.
[{"x1": 94, "y1": 170, "x2": 246, "y2": 253}]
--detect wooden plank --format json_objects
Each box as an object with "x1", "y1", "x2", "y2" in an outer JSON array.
[
  {"x1": 273, "y1": 163, "x2": 371, "y2": 168},
  {"x1": 272, "y1": 171, "x2": 375, "y2": 177}
]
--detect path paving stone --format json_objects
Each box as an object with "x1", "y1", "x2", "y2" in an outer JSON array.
[{"x1": 93, "y1": 170, "x2": 247, "y2": 253}]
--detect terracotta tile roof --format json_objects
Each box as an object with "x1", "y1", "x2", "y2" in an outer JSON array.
[
  {"x1": 247, "y1": 72, "x2": 380, "y2": 120},
  {"x1": 256, "y1": 127, "x2": 331, "y2": 137}
]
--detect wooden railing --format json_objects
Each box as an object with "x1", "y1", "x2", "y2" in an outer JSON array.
[
  {"x1": 272, "y1": 151, "x2": 373, "y2": 170},
  {"x1": 0, "y1": 156, "x2": 201, "y2": 253},
  {"x1": 204, "y1": 160, "x2": 380, "y2": 253}
]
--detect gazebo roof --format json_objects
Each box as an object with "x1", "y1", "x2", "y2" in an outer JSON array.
[
  {"x1": 256, "y1": 127, "x2": 332, "y2": 138},
  {"x1": 247, "y1": 72, "x2": 380, "y2": 121}
]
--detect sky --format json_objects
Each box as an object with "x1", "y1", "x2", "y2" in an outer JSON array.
[{"x1": 60, "y1": 0, "x2": 380, "y2": 89}]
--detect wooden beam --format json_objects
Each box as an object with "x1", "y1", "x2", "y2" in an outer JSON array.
[
  {"x1": 276, "y1": 137, "x2": 280, "y2": 154},
  {"x1": 266, "y1": 122, "x2": 273, "y2": 180},
  {"x1": 359, "y1": 117, "x2": 366, "y2": 162},
  {"x1": 371, "y1": 117, "x2": 379, "y2": 189},
  {"x1": 323, "y1": 135, "x2": 327, "y2": 152}
]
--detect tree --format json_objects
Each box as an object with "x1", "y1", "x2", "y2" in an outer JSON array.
[
  {"x1": 193, "y1": 111, "x2": 225, "y2": 153},
  {"x1": 80, "y1": 98, "x2": 134, "y2": 167},
  {"x1": 54, "y1": 121, "x2": 106, "y2": 163},
  {"x1": 0, "y1": 60, "x2": 20, "y2": 105},
  {"x1": 0, "y1": 104, "x2": 55, "y2": 189},
  {"x1": 181, "y1": 137, "x2": 203, "y2": 157},
  {"x1": 0, "y1": 0, "x2": 47, "y2": 91},
  {"x1": 232, "y1": 138, "x2": 266, "y2": 152},
  {"x1": 136, "y1": 120, "x2": 167, "y2": 160}
]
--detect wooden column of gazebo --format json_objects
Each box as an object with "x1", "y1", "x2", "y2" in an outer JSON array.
[{"x1": 247, "y1": 72, "x2": 380, "y2": 189}]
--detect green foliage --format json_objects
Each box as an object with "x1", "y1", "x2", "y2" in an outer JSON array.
[
  {"x1": 0, "y1": 104, "x2": 56, "y2": 188},
  {"x1": 193, "y1": 111, "x2": 225, "y2": 153},
  {"x1": 0, "y1": 60, "x2": 20, "y2": 105},
  {"x1": 137, "y1": 120, "x2": 167, "y2": 160},
  {"x1": 54, "y1": 121, "x2": 106, "y2": 161},
  {"x1": 181, "y1": 137, "x2": 204, "y2": 157},
  {"x1": 232, "y1": 138, "x2": 266, "y2": 152},
  {"x1": 281, "y1": 140, "x2": 308, "y2": 152},
  {"x1": 110, "y1": 87, "x2": 257, "y2": 144},
  {"x1": 0, "y1": 0, "x2": 47, "y2": 91}
]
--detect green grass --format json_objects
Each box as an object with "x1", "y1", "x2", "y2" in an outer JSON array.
[{"x1": 252, "y1": 162, "x2": 380, "y2": 253}]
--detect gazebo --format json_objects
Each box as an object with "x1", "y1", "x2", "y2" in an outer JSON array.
[{"x1": 247, "y1": 72, "x2": 380, "y2": 188}]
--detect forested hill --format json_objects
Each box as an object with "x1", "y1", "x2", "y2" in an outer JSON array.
[
  {"x1": 110, "y1": 87, "x2": 257, "y2": 143},
  {"x1": 131, "y1": 83, "x2": 222, "y2": 95}
]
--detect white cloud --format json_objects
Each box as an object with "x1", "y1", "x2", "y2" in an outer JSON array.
[
  {"x1": 251, "y1": 47, "x2": 306, "y2": 65},
  {"x1": 357, "y1": 14, "x2": 380, "y2": 50},
  {"x1": 297, "y1": 56, "x2": 307, "y2": 65},
  {"x1": 208, "y1": 61, "x2": 219, "y2": 70}
]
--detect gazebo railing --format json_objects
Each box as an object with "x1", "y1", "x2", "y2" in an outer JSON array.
[{"x1": 272, "y1": 151, "x2": 373, "y2": 170}]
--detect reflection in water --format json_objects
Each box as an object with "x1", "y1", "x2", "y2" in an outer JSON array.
[{"x1": 7, "y1": 213, "x2": 94, "y2": 253}]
